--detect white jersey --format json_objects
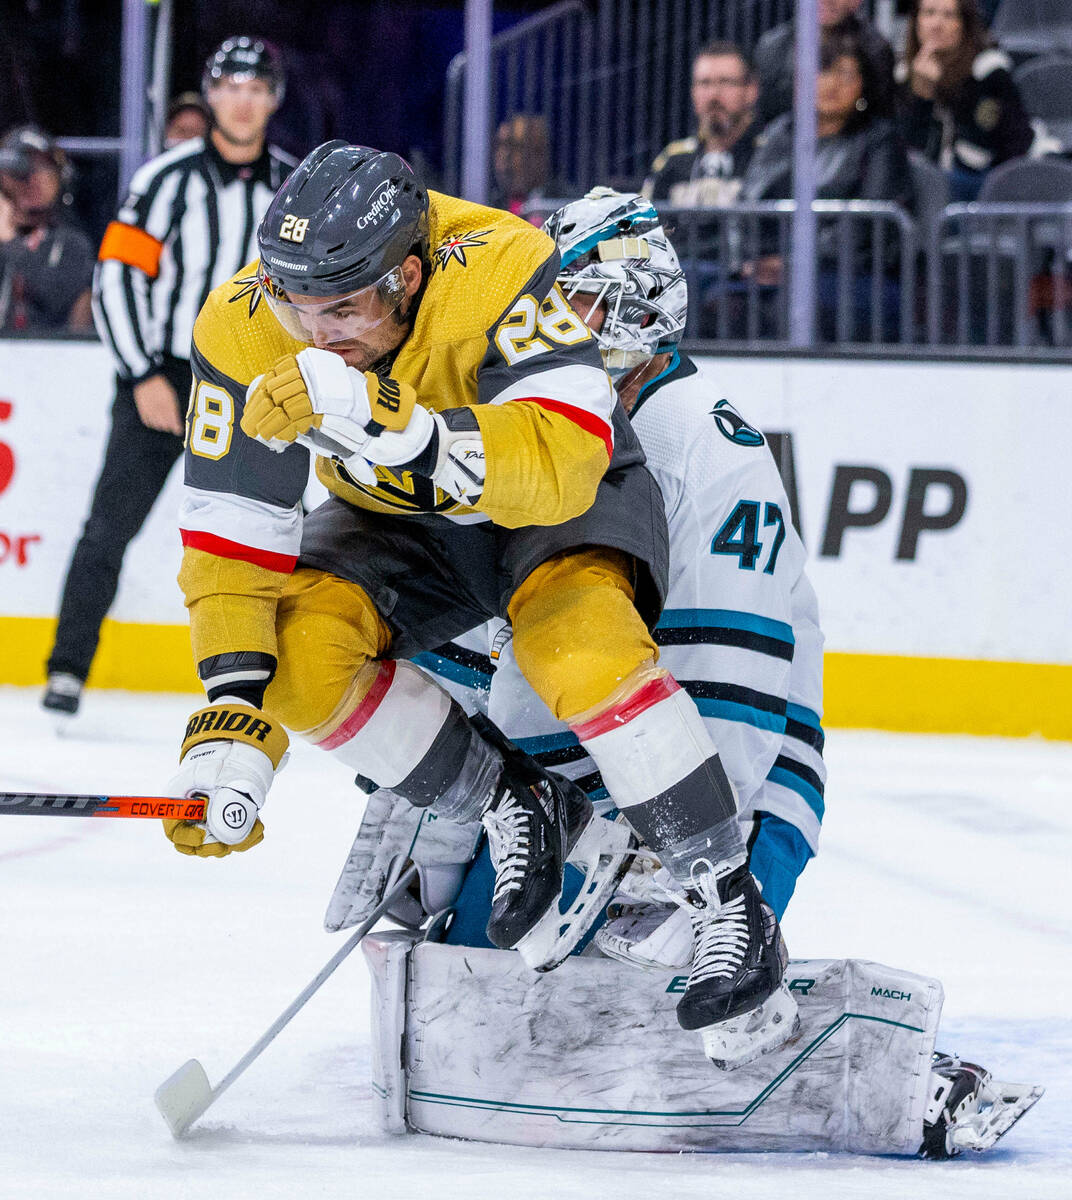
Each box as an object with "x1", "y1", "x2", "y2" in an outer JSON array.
[{"x1": 415, "y1": 351, "x2": 825, "y2": 854}]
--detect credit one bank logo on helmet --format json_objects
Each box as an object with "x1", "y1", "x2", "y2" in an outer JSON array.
[{"x1": 355, "y1": 184, "x2": 400, "y2": 231}]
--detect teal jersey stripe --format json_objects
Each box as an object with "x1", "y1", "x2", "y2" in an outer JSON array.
[
  {"x1": 692, "y1": 697, "x2": 787, "y2": 733},
  {"x1": 767, "y1": 765, "x2": 825, "y2": 821},
  {"x1": 785, "y1": 702, "x2": 822, "y2": 730},
  {"x1": 657, "y1": 608, "x2": 795, "y2": 645},
  {"x1": 513, "y1": 731, "x2": 580, "y2": 755},
  {"x1": 412, "y1": 652, "x2": 491, "y2": 692}
]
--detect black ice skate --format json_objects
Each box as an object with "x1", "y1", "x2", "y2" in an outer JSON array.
[
  {"x1": 676, "y1": 861, "x2": 799, "y2": 1069},
  {"x1": 42, "y1": 672, "x2": 83, "y2": 726},
  {"x1": 920, "y1": 1052, "x2": 1043, "y2": 1158},
  {"x1": 472, "y1": 715, "x2": 634, "y2": 972}
]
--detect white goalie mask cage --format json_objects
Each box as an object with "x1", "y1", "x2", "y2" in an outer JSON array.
[{"x1": 542, "y1": 187, "x2": 687, "y2": 377}]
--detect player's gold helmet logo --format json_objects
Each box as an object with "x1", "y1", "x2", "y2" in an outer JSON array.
[{"x1": 279, "y1": 215, "x2": 309, "y2": 243}]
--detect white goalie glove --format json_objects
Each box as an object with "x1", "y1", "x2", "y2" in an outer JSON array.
[{"x1": 325, "y1": 788, "x2": 483, "y2": 931}]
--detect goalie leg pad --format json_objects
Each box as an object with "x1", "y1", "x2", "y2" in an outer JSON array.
[
  {"x1": 362, "y1": 947, "x2": 947, "y2": 1154},
  {"x1": 324, "y1": 788, "x2": 481, "y2": 932}
]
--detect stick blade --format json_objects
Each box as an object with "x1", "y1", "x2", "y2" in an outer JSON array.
[{"x1": 155, "y1": 1058, "x2": 214, "y2": 1138}]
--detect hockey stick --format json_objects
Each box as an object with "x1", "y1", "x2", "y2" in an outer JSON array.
[
  {"x1": 154, "y1": 861, "x2": 419, "y2": 1139},
  {"x1": 0, "y1": 792, "x2": 205, "y2": 820}
]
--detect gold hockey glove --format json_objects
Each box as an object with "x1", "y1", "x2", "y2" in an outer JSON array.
[
  {"x1": 164, "y1": 703, "x2": 289, "y2": 858},
  {"x1": 241, "y1": 348, "x2": 417, "y2": 456}
]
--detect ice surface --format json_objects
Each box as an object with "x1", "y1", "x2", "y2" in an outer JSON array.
[{"x1": 1, "y1": 687, "x2": 1068, "y2": 1198}]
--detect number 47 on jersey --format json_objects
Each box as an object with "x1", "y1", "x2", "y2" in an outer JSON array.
[{"x1": 712, "y1": 500, "x2": 785, "y2": 574}]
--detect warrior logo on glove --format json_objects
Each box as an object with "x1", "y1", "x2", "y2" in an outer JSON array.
[
  {"x1": 165, "y1": 704, "x2": 290, "y2": 858},
  {"x1": 221, "y1": 800, "x2": 253, "y2": 829},
  {"x1": 184, "y1": 707, "x2": 275, "y2": 742}
]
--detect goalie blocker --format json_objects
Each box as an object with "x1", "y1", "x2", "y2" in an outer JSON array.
[{"x1": 360, "y1": 937, "x2": 1041, "y2": 1156}]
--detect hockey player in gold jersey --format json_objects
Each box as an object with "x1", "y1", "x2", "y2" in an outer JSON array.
[{"x1": 169, "y1": 143, "x2": 791, "y2": 1061}]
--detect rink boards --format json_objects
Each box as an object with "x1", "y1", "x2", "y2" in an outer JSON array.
[{"x1": 2, "y1": 339, "x2": 1070, "y2": 737}]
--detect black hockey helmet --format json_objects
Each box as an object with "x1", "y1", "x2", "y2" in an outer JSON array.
[
  {"x1": 256, "y1": 142, "x2": 429, "y2": 345},
  {"x1": 0, "y1": 125, "x2": 75, "y2": 214},
  {"x1": 0, "y1": 125, "x2": 73, "y2": 188},
  {"x1": 202, "y1": 36, "x2": 285, "y2": 103}
]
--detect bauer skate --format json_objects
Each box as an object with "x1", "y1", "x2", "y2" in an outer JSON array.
[
  {"x1": 676, "y1": 860, "x2": 799, "y2": 1069},
  {"x1": 473, "y1": 715, "x2": 635, "y2": 972},
  {"x1": 919, "y1": 1052, "x2": 1043, "y2": 1159}
]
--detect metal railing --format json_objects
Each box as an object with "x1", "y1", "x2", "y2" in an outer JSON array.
[
  {"x1": 667, "y1": 200, "x2": 917, "y2": 346},
  {"x1": 12, "y1": 190, "x2": 1072, "y2": 356},
  {"x1": 444, "y1": 0, "x2": 799, "y2": 198},
  {"x1": 931, "y1": 202, "x2": 1072, "y2": 349},
  {"x1": 522, "y1": 197, "x2": 919, "y2": 348},
  {"x1": 520, "y1": 195, "x2": 1072, "y2": 357}
]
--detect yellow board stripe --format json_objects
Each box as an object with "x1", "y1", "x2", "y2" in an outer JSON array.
[
  {"x1": 3, "y1": 616, "x2": 1071, "y2": 739},
  {"x1": 3, "y1": 616, "x2": 199, "y2": 693},
  {"x1": 822, "y1": 652, "x2": 1072, "y2": 740}
]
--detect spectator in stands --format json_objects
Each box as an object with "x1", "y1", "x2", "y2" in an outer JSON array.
[
  {"x1": 643, "y1": 41, "x2": 761, "y2": 207},
  {"x1": 741, "y1": 31, "x2": 914, "y2": 341},
  {"x1": 489, "y1": 114, "x2": 562, "y2": 219},
  {"x1": 163, "y1": 92, "x2": 210, "y2": 148},
  {"x1": 896, "y1": 0, "x2": 1033, "y2": 201},
  {"x1": 0, "y1": 125, "x2": 94, "y2": 333},
  {"x1": 754, "y1": 0, "x2": 896, "y2": 126}
]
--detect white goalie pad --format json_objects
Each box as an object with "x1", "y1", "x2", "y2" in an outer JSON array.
[
  {"x1": 325, "y1": 792, "x2": 481, "y2": 932},
  {"x1": 360, "y1": 933, "x2": 944, "y2": 1154}
]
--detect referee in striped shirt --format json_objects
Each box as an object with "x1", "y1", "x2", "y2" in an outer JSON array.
[{"x1": 43, "y1": 36, "x2": 297, "y2": 719}]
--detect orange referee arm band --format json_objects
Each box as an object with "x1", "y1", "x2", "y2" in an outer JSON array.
[{"x1": 98, "y1": 221, "x2": 164, "y2": 278}]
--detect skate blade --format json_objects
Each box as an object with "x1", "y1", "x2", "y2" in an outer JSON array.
[
  {"x1": 700, "y1": 981, "x2": 801, "y2": 1070},
  {"x1": 47, "y1": 711, "x2": 79, "y2": 736},
  {"x1": 949, "y1": 1081, "x2": 1045, "y2": 1153},
  {"x1": 594, "y1": 907, "x2": 694, "y2": 974},
  {"x1": 516, "y1": 816, "x2": 636, "y2": 973}
]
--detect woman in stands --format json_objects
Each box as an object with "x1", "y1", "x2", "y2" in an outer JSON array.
[
  {"x1": 897, "y1": 0, "x2": 1033, "y2": 200},
  {"x1": 740, "y1": 29, "x2": 913, "y2": 341}
]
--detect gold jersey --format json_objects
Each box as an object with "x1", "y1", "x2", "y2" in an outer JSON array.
[{"x1": 178, "y1": 192, "x2": 619, "y2": 663}]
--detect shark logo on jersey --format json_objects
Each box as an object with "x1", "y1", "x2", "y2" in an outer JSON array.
[{"x1": 710, "y1": 399, "x2": 764, "y2": 448}]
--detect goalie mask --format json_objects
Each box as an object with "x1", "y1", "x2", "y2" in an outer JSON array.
[{"x1": 542, "y1": 188, "x2": 687, "y2": 378}]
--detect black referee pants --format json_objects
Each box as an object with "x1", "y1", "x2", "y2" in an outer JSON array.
[{"x1": 47, "y1": 355, "x2": 189, "y2": 682}]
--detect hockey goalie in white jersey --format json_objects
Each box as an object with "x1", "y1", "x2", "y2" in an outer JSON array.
[{"x1": 333, "y1": 190, "x2": 1042, "y2": 1157}]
